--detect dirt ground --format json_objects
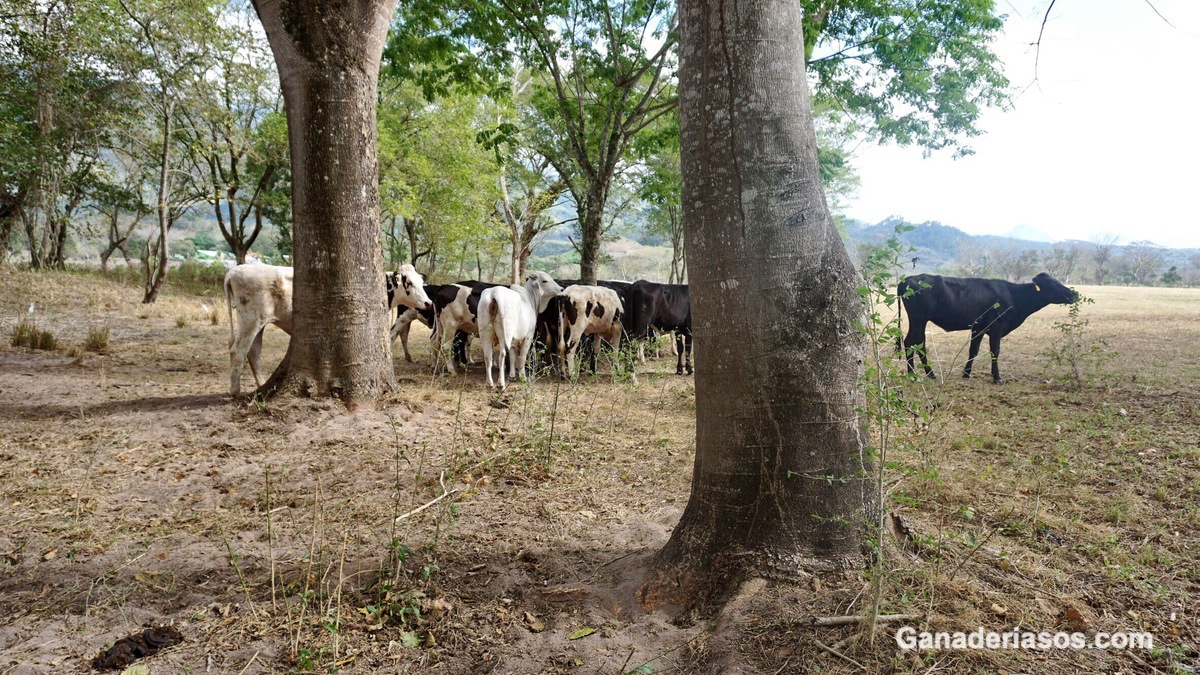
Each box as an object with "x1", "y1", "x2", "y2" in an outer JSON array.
[{"x1": 0, "y1": 267, "x2": 1197, "y2": 674}]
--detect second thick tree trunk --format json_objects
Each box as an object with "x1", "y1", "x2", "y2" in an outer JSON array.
[{"x1": 645, "y1": 0, "x2": 873, "y2": 605}]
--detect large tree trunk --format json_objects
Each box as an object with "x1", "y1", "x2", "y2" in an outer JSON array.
[
  {"x1": 252, "y1": 0, "x2": 397, "y2": 406},
  {"x1": 643, "y1": 0, "x2": 872, "y2": 607},
  {"x1": 0, "y1": 187, "x2": 26, "y2": 265}
]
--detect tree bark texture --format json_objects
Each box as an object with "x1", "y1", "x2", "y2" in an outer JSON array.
[
  {"x1": 645, "y1": 0, "x2": 873, "y2": 605},
  {"x1": 578, "y1": 190, "x2": 606, "y2": 285},
  {"x1": 252, "y1": 0, "x2": 398, "y2": 405}
]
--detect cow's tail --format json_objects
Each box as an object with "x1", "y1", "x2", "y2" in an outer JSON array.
[
  {"x1": 224, "y1": 273, "x2": 236, "y2": 350},
  {"x1": 486, "y1": 295, "x2": 501, "y2": 347},
  {"x1": 895, "y1": 278, "x2": 908, "y2": 353},
  {"x1": 556, "y1": 299, "x2": 568, "y2": 361}
]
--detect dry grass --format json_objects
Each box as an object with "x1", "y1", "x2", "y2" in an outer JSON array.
[
  {"x1": 0, "y1": 266, "x2": 1196, "y2": 673},
  {"x1": 84, "y1": 325, "x2": 110, "y2": 353},
  {"x1": 10, "y1": 318, "x2": 58, "y2": 351}
]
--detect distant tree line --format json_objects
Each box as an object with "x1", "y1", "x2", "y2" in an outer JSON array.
[{"x1": 957, "y1": 238, "x2": 1196, "y2": 287}]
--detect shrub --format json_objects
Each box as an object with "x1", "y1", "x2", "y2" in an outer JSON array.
[
  {"x1": 168, "y1": 260, "x2": 229, "y2": 296},
  {"x1": 84, "y1": 325, "x2": 110, "y2": 353},
  {"x1": 11, "y1": 319, "x2": 58, "y2": 351}
]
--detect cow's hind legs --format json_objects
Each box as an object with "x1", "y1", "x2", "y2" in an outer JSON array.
[
  {"x1": 230, "y1": 320, "x2": 265, "y2": 397},
  {"x1": 247, "y1": 329, "x2": 266, "y2": 389},
  {"x1": 676, "y1": 331, "x2": 696, "y2": 372}
]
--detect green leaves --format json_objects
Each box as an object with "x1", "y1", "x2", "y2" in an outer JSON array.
[{"x1": 804, "y1": 0, "x2": 1008, "y2": 155}]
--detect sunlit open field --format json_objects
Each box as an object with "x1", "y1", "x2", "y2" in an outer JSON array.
[{"x1": 0, "y1": 267, "x2": 1196, "y2": 673}]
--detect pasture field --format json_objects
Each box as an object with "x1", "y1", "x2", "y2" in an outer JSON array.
[{"x1": 0, "y1": 267, "x2": 1197, "y2": 674}]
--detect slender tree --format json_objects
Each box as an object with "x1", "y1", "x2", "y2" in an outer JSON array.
[
  {"x1": 250, "y1": 0, "x2": 398, "y2": 404},
  {"x1": 491, "y1": 0, "x2": 678, "y2": 283},
  {"x1": 643, "y1": 0, "x2": 872, "y2": 603},
  {"x1": 119, "y1": 0, "x2": 214, "y2": 302},
  {"x1": 1089, "y1": 233, "x2": 1120, "y2": 285},
  {"x1": 187, "y1": 3, "x2": 281, "y2": 264},
  {"x1": 93, "y1": 148, "x2": 151, "y2": 271},
  {"x1": 498, "y1": 149, "x2": 567, "y2": 283},
  {"x1": 3, "y1": 0, "x2": 129, "y2": 269}
]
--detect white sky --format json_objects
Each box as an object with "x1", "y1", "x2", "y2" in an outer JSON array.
[{"x1": 843, "y1": 0, "x2": 1200, "y2": 248}]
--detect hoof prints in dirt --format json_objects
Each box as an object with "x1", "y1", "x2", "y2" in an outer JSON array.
[{"x1": 91, "y1": 626, "x2": 183, "y2": 671}]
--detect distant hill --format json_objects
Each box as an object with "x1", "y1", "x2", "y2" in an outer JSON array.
[{"x1": 529, "y1": 214, "x2": 1200, "y2": 285}]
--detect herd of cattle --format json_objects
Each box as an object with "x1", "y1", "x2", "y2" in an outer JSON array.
[
  {"x1": 223, "y1": 262, "x2": 1079, "y2": 396},
  {"x1": 223, "y1": 264, "x2": 693, "y2": 396}
]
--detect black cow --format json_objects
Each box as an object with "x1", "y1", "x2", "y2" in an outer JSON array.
[
  {"x1": 898, "y1": 272, "x2": 1078, "y2": 382},
  {"x1": 533, "y1": 294, "x2": 568, "y2": 375},
  {"x1": 626, "y1": 280, "x2": 692, "y2": 375}
]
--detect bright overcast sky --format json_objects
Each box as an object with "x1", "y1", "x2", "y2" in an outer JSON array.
[{"x1": 843, "y1": 0, "x2": 1200, "y2": 248}]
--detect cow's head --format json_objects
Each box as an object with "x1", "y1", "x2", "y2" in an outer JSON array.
[
  {"x1": 1032, "y1": 272, "x2": 1078, "y2": 304},
  {"x1": 385, "y1": 272, "x2": 398, "y2": 309},
  {"x1": 525, "y1": 271, "x2": 564, "y2": 313},
  {"x1": 389, "y1": 264, "x2": 433, "y2": 311}
]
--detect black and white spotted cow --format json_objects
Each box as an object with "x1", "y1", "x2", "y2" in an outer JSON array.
[
  {"x1": 384, "y1": 264, "x2": 434, "y2": 316},
  {"x1": 388, "y1": 283, "x2": 441, "y2": 363},
  {"x1": 429, "y1": 280, "x2": 502, "y2": 373},
  {"x1": 552, "y1": 284, "x2": 630, "y2": 379}
]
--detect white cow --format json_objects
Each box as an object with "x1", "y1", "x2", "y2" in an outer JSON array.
[
  {"x1": 225, "y1": 264, "x2": 431, "y2": 396},
  {"x1": 477, "y1": 272, "x2": 563, "y2": 389},
  {"x1": 555, "y1": 284, "x2": 629, "y2": 380},
  {"x1": 224, "y1": 264, "x2": 293, "y2": 397}
]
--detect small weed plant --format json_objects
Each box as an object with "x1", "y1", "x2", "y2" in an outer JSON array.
[
  {"x1": 1042, "y1": 294, "x2": 1114, "y2": 389},
  {"x1": 855, "y1": 222, "x2": 936, "y2": 639}
]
